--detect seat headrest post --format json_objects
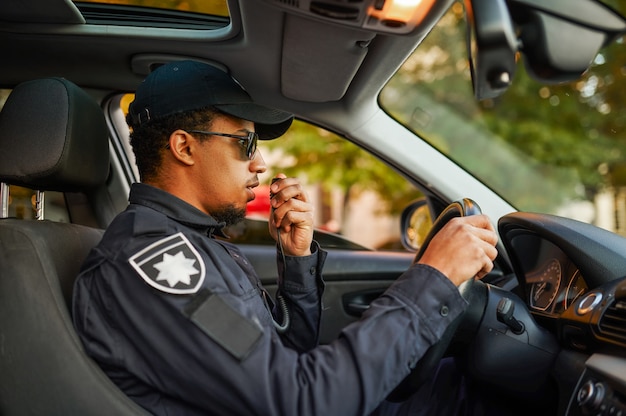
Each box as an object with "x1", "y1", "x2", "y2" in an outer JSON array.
[
  {"x1": 35, "y1": 190, "x2": 45, "y2": 220},
  {"x1": 1, "y1": 182, "x2": 8, "y2": 218}
]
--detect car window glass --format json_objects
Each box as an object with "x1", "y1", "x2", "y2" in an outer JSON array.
[
  {"x1": 260, "y1": 120, "x2": 424, "y2": 250},
  {"x1": 71, "y1": 0, "x2": 229, "y2": 29},
  {"x1": 73, "y1": 0, "x2": 228, "y2": 16},
  {"x1": 380, "y1": 1, "x2": 626, "y2": 234},
  {"x1": 114, "y1": 94, "x2": 422, "y2": 250}
]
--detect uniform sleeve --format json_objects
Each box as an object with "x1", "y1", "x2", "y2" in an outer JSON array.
[
  {"x1": 75, "y1": 259, "x2": 468, "y2": 416},
  {"x1": 275, "y1": 241, "x2": 326, "y2": 352}
]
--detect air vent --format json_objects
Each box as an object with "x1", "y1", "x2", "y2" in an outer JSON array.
[{"x1": 598, "y1": 299, "x2": 626, "y2": 344}]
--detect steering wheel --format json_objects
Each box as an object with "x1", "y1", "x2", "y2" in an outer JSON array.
[{"x1": 387, "y1": 198, "x2": 487, "y2": 402}]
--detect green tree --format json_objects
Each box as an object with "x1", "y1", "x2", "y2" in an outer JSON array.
[
  {"x1": 263, "y1": 122, "x2": 422, "y2": 216},
  {"x1": 382, "y1": 1, "x2": 626, "y2": 213}
]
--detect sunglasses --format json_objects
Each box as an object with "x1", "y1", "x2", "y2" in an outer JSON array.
[{"x1": 188, "y1": 130, "x2": 259, "y2": 160}]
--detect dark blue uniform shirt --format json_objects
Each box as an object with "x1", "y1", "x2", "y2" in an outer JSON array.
[{"x1": 73, "y1": 183, "x2": 468, "y2": 416}]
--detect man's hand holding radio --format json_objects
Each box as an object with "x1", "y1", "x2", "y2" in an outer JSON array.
[{"x1": 268, "y1": 174, "x2": 314, "y2": 257}]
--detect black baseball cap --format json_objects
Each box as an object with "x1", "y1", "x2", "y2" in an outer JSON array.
[{"x1": 128, "y1": 60, "x2": 293, "y2": 140}]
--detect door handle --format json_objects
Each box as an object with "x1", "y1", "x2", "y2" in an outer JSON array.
[{"x1": 342, "y1": 289, "x2": 385, "y2": 317}]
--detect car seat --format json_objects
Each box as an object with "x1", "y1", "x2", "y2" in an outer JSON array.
[{"x1": 0, "y1": 78, "x2": 147, "y2": 415}]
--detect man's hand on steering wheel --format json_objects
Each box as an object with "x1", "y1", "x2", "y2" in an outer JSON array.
[
  {"x1": 418, "y1": 214, "x2": 498, "y2": 287},
  {"x1": 387, "y1": 199, "x2": 498, "y2": 402}
]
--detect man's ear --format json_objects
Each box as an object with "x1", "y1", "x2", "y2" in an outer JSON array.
[{"x1": 167, "y1": 130, "x2": 195, "y2": 166}]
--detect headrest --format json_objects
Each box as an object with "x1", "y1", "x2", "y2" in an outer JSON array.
[{"x1": 0, "y1": 78, "x2": 109, "y2": 192}]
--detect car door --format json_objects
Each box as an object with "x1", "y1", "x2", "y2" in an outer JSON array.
[{"x1": 247, "y1": 241, "x2": 414, "y2": 344}]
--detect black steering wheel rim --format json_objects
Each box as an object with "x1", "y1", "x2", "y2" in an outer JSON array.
[{"x1": 387, "y1": 198, "x2": 485, "y2": 402}]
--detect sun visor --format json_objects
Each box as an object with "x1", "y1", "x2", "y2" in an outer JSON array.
[{"x1": 281, "y1": 14, "x2": 374, "y2": 102}]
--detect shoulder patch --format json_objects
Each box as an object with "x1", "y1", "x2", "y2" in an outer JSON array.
[{"x1": 129, "y1": 232, "x2": 206, "y2": 295}]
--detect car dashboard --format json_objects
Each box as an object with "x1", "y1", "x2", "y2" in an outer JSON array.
[
  {"x1": 522, "y1": 247, "x2": 588, "y2": 315},
  {"x1": 498, "y1": 212, "x2": 626, "y2": 415}
]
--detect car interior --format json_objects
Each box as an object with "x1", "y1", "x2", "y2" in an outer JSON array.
[{"x1": 1, "y1": 0, "x2": 626, "y2": 415}]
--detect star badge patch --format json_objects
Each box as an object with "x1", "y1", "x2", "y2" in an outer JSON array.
[{"x1": 129, "y1": 232, "x2": 206, "y2": 294}]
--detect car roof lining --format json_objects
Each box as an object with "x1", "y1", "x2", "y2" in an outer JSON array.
[
  {"x1": 280, "y1": 14, "x2": 375, "y2": 102},
  {"x1": 0, "y1": 0, "x2": 451, "y2": 133}
]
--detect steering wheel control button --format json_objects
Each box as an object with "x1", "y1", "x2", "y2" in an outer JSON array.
[{"x1": 577, "y1": 292, "x2": 603, "y2": 315}]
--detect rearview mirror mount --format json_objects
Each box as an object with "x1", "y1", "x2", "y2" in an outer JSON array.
[{"x1": 465, "y1": 0, "x2": 626, "y2": 100}]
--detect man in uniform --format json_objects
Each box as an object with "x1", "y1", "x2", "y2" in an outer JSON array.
[{"x1": 73, "y1": 60, "x2": 498, "y2": 415}]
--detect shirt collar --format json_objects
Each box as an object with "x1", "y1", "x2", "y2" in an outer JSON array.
[{"x1": 128, "y1": 183, "x2": 228, "y2": 237}]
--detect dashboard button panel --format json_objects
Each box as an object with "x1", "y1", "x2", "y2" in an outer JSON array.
[{"x1": 568, "y1": 354, "x2": 626, "y2": 416}]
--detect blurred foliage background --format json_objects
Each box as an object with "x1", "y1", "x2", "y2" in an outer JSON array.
[
  {"x1": 382, "y1": 1, "x2": 626, "y2": 215},
  {"x1": 262, "y1": 121, "x2": 422, "y2": 217}
]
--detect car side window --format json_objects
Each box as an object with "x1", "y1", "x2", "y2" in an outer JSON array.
[{"x1": 259, "y1": 120, "x2": 423, "y2": 250}]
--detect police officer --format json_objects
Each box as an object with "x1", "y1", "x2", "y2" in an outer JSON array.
[{"x1": 73, "y1": 60, "x2": 498, "y2": 415}]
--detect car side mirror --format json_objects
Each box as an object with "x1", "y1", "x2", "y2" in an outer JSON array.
[
  {"x1": 465, "y1": 0, "x2": 626, "y2": 100},
  {"x1": 400, "y1": 198, "x2": 433, "y2": 252}
]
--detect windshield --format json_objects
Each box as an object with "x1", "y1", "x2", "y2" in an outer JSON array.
[{"x1": 381, "y1": 1, "x2": 626, "y2": 233}]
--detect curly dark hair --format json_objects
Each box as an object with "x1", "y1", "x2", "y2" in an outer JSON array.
[{"x1": 126, "y1": 107, "x2": 219, "y2": 182}]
